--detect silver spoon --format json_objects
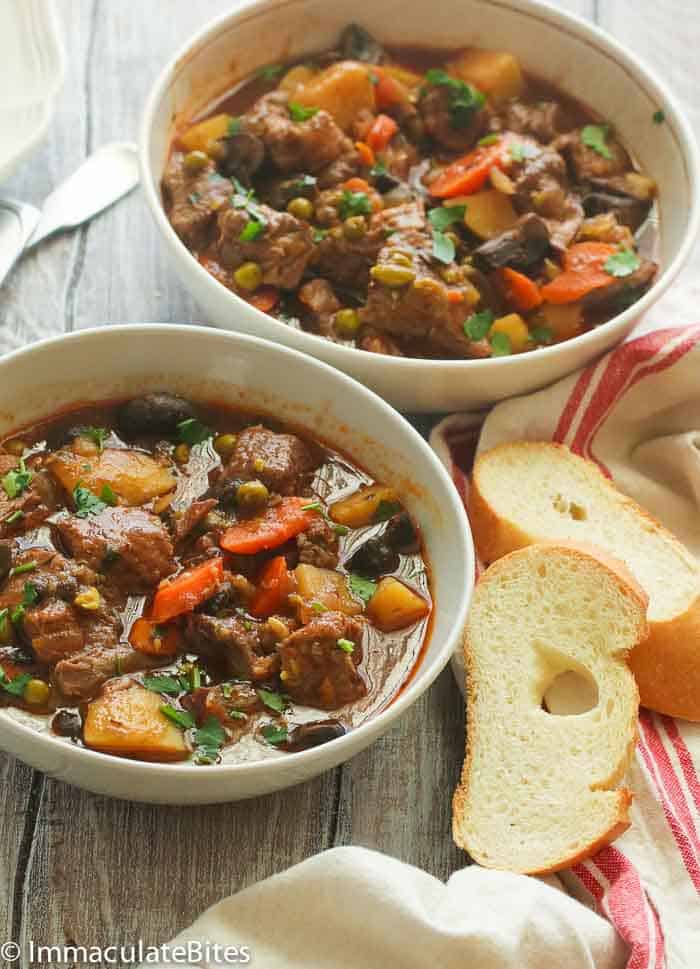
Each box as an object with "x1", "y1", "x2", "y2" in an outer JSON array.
[{"x1": 0, "y1": 142, "x2": 140, "y2": 287}]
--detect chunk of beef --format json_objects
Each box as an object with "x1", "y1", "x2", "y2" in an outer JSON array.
[
  {"x1": 298, "y1": 279, "x2": 341, "y2": 338},
  {"x1": 23, "y1": 600, "x2": 120, "y2": 667},
  {"x1": 498, "y1": 100, "x2": 574, "y2": 143},
  {"x1": 244, "y1": 92, "x2": 353, "y2": 173},
  {"x1": 358, "y1": 329, "x2": 405, "y2": 356},
  {"x1": 360, "y1": 228, "x2": 486, "y2": 358},
  {"x1": 0, "y1": 453, "x2": 59, "y2": 538},
  {"x1": 581, "y1": 258, "x2": 657, "y2": 310},
  {"x1": 171, "y1": 498, "x2": 218, "y2": 543},
  {"x1": 513, "y1": 146, "x2": 583, "y2": 250},
  {"x1": 258, "y1": 172, "x2": 319, "y2": 210},
  {"x1": 184, "y1": 682, "x2": 262, "y2": 726},
  {"x1": 185, "y1": 612, "x2": 279, "y2": 681},
  {"x1": 472, "y1": 213, "x2": 550, "y2": 272},
  {"x1": 0, "y1": 547, "x2": 96, "y2": 611},
  {"x1": 224, "y1": 425, "x2": 321, "y2": 496},
  {"x1": 419, "y1": 86, "x2": 486, "y2": 152},
  {"x1": 316, "y1": 148, "x2": 361, "y2": 189},
  {"x1": 53, "y1": 643, "x2": 162, "y2": 701},
  {"x1": 278, "y1": 611, "x2": 366, "y2": 708},
  {"x1": 219, "y1": 130, "x2": 266, "y2": 185},
  {"x1": 162, "y1": 153, "x2": 233, "y2": 250},
  {"x1": 314, "y1": 201, "x2": 427, "y2": 290},
  {"x1": 558, "y1": 129, "x2": 631, "y2": 182},
  {"x1": 297, "y1": 516, "x2": 340, "y2": 569},
  {"x1": 55, "y1": 507, "x2": 176, "y2": 594},
  {"x1": 216, "y1": 203, "x2": 315, "y2": 290}
]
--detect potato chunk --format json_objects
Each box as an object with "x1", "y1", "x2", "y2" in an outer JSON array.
[
  {"x1": 462, "y1": 189, "x2": 518, "y2": 240},
  {"x1": 295, "y1": 61, "x2": 376, "y2": 131},
  {"x1": 366, "y1": 577, "x2": 430, "y2": 632},
  {"x1": 84, "y1": 683, "x2": 190, "y2": 761},
  {"x1": 295, "y1": 563, "x2": 363, "y2": 616},
  {"x1": 447, "y1": 49, "x2": 523, "y2": 101},
  {"x1": 179, "y1": 113, "x2": 233, "y2": 153},
  {"x1": 330, "y1": 484, "x2": 399, "y2": 529},
  {"x1": 48, "y1": 446, "x2": 175, "y2": 506}
]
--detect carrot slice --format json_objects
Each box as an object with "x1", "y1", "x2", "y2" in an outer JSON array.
[
  {"x1": 248, "y1": 286, "x2": 279, "y2": 313},
  {"x1": 429, "y1": 142, "x2": 507, "y2": 199},
  {"x1": 129, "y1": 618, "x2": 182, "y2": 657},
  {"x1": 498, "y1": 267, "x2": 543, "y2": 312},
  {"x1": 220, "y1": 497, "x2": 317, "y2": 555},
  {"x1": 151, "y1": 557, "x2": 224, "y2": 623},
  {"x1": 367, "y1": 114, "x2": 399, "y2": 152},
  {"x1": 249, "y1": 555, "x2": 295, "y2": 618},
  {"x1": 355, "y1": 140, "x2": 376, "y2": 167},
  {"x1": 343, "y1": 176, "x2": 372, "y2": 193},
  {"x1": 373, "y1": 71, "x2": 410, "y2": 111},
  {"x1": 540, "y1": 242, "x2": 618, "y2": 304}
]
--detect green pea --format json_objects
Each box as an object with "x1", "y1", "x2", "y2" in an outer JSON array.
[
  {"x1": 234, "y1": 262, "x2": 263, "y2": 291},
  {"x1": 334, "y1": 308, "x2": 361, "y2": 337},
  {"x1": 287, "y1": 197, "x2": 314, "y2": 220}
]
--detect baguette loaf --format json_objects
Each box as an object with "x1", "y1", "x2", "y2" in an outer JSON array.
[
  {"x1": 453, "y1": 543, "x2": 647, "y2": 874},
  {"x1": 469, "y1": 442, "x2": 700, "y2": 721}
]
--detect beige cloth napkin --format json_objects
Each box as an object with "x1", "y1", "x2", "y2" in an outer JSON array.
[{"x1": 144, "y1": 846, "x2": 626, "y2": 968}]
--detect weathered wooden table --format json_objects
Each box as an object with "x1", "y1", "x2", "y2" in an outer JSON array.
[{"x1": 0, "y1": 1, "x2": 697, "y2": 961}]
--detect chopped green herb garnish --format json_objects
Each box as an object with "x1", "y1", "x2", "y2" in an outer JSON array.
[
  {"x1": 310, "y1": 600, "x2": 327, "y2": 613},
  {"x1": 0, "y1": 608, "x2": 8, "y2": 637},
  {"x1": 83, "y1": 427, "x2": 108, "y2": 451},
  {"x1": 431, "y1": 230, "x2": 455, "y2": 265},
  {"x1": 0, "y1": 669, "x2": 32, "y2": 697},
  {"x1": 652, "y1": 109, "x2": 665, "y2": 125},
  {"x1": 73, "y1": 484, "x2": 108, "y2": 518},
  {"x1": 369, "y1": 160, "x2": 388, "y2": 178},
  {"x1": 142, "y1": 674, "x2": 182, "y2": 695},
  {"x1": 194, "y1": 715, "x2": 227, "y2": 764},
  {"x1": 227, "y1": 117, "x2": 242, "y2": 136},
  {"x1": 221, "y1": 683, "x2": 234, "y2": 699},
  {"x1": 4, "y1": 510, "x2": 24, "y2": 525},
  {"x1": 257, "y1": 688, "x2": 286, "y2": 713},
  {"x1": 10, "y1": 583, "x2": 38, "y2": 624},
  {"x1": 261, "y1": 723, "x2": 288, "y2": 745},
  {"x1": 374, "y1": 499, "x2": 402, "y2": 522},
  {"x1": 428, "y1": 205, "x2": 466, "y2": 232},
  {"x1": 478, "y1": 133, "x2": 500, "y2": 147},
  {"x1": 422, "y1": 69, "x2": 485, "y2": 129},
  {"x1": 188, "y1": 192, "x2": 200, "y2": 205},
  {"x1": 332, "y1": 523, "x2": 349, "y2": 536},
  {"x1": 581, "y1": 124, "x2": 612, "y2": 160},
  {"x1": 337, "y1": 638, "x2": 355, "y2": 654},
  {"x1": 490, "y1": 331, "x2": 512, "y2": 356},
  {"x1": 2, "y1": 459, "x2": 33, "y2": 500},
  {"x1": 177, "y1": 418, "x2": 213, "y2": 445},
  {"x1": 509, "y1": 142, "x2": 539, "y2": 163},
  {"x1": 339, "y1": 189, "x2": 372, "y2": 220},
  {"x1": 288, "y1": 102, "x2": 320, "y2": 122},
  {"x1": 530, "y1": 326, "x2": 554, "y2": 345},
  {"x1": 312, "y1": 228, "x2": 328, "y2": 243},
  {"x1": 604, "y1": 248, "x2": 641, "y2": 278},
  {"x1": 239, "y1": 218, "x2": 266, "y2": 242},
  {"x1": 293, "y1": 174, "x2": 317, "y2": 192},
  {"x1": 301, "y1": 501, "x2": 323, "y2": 513},
  {"x1": 228, "y1": 710, "x2": 247, "y2": 721},
  {"x1": 100, "y1": 484, "x2": 118, "y2": 506},
  {"x1": 257, "y1": 64, "x2": 284, "y2": 81},
  {"x1": 9, "y1": 561, "x2": 36, "y2": 578},
  {"x1": 348, "y1": 573, "x2": 377, "y2": 605},
  {"x1": 160, "y1": 704, "x2": 196, "y2": 730},
  {"x1": 464, "y1": 309, "x2": 494, "y2": 342}
]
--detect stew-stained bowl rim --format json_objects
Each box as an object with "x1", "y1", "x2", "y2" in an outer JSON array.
[
  {"x1": 0, "y1": 324, "x2": 474, "y2": 803},
  {"x1": 139, "y1": 0, "x2": 700, "y2": 411}
]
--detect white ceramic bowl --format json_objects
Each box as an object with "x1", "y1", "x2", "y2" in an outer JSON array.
[
  {"x1": 0, "y1": 325, "x2": 473, "y2": 803},
  {"x1": 140, "y1": 0, "x2": 700, "y2": 413}
]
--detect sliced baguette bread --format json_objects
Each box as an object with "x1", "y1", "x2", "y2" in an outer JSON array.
[
  {"x1": 469, "y1": 442, "x2": 700, "y2": 721},
  {"x1": 453, "y1": 543, "x2": 647, "y2": 874}
]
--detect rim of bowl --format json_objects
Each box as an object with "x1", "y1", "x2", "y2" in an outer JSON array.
[
  {"x1": 0, "y1": 324, "x2": 474, "y2": 781},
  {"x1": 139, "y1": 0, "x2": 700, "y2": 375}
]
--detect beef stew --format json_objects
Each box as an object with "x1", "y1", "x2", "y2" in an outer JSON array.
[
  {"x1": 0, "y1": 394, "x2": 431, "y2": 765},
  {"x1": 163, "y1": 24, "x2": 659, "y2": 360}
]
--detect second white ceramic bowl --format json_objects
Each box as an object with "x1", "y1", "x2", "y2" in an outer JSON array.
[
  {"x1": 140, "y1": 0, "x2": 700, "y2": 412},
  {"x1": 0, "y1": 325, "x2": 473, "y2": 803}
]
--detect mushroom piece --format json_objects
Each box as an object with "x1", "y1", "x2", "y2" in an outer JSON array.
[
  {"x1": 472, "y1": 213, "x2": 550, "y2": 272},
  {"x1": 117, "y1": 393, "x2": 197, "y2": 436},
  {"x1": 340, "y1": 23, "x2": 384, "y2": 64}
]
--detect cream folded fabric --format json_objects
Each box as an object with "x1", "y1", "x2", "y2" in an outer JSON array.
[{"x1": 144, "y1": 846, "x2": 627, "y2": 968}]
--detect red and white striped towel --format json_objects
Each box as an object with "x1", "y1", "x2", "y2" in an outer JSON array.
[{"x1": 431, "y1": 325, "x2": 700, "y2": 969}]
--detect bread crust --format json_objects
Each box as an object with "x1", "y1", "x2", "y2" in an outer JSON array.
[
  {"x1": 453, "y1": 543, "x2": 643, "y2": 874},
  {"x1": 468, "y1": 441, "x2": 700, "y2": 721}
]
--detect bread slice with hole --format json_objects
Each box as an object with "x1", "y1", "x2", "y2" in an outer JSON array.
[
  {"x1": 453, "y1": 543, "x2": 647, "y2": 874},
  {"x1": 469, "y1": 442, "x2": 700, "y2": 721}
]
